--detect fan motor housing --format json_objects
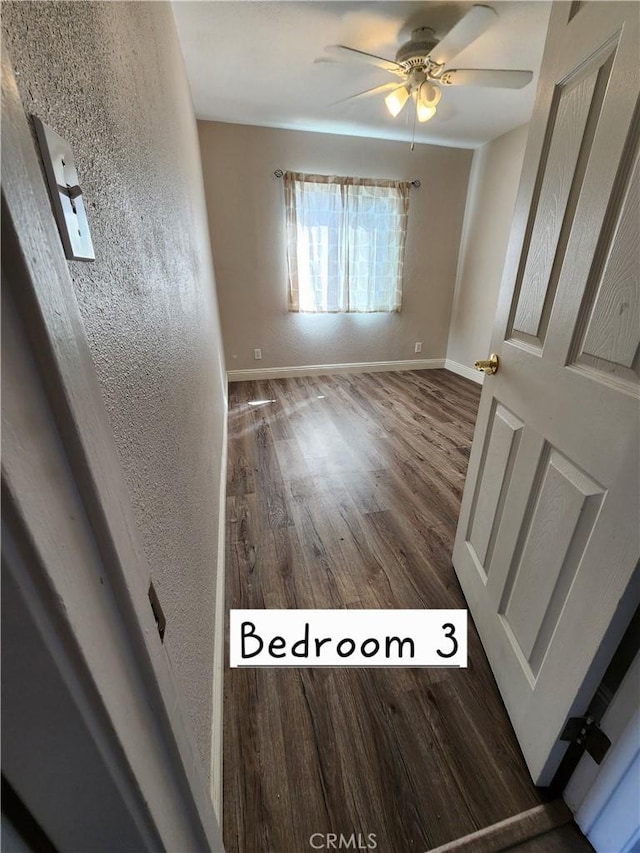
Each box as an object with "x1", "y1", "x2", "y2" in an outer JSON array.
[{"x1": 395, "y1": 27, "x2": 439, "y2": 66}]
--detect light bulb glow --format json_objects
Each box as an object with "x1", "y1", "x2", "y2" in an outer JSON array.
[
  {"x1": 419, "y1": 82, "x2": 442, "y2": 109},
  {"x1": 416, "y1": 102, "x2": 437, "y2": 123},
  {"x1": 385, "y1": 86, "x2": 409, "y2": 117}
]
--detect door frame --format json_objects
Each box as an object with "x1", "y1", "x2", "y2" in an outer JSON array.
[{"x1": 1, "y1": 39, "x2": 223, "y2": 851}]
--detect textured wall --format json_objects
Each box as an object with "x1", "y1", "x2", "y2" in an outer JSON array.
[
  {"x1": 2, "y1": 2, "x2": 227, "y2": 777},
  {"x1": 198, "y1": 121, "x2": 472, "y2": 371},
  {"x1": 447, "y1": 124, "x2": 529, "y2": 370}
]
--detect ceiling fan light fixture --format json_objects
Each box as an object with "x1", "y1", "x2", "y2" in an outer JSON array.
[
  {"x1": 416, "y1": 102, "x2": 437, "y2": 123},
  {"x1": 419, "y1": 81, "x2": 442, "y2": 109},
  {"x1": 385, "y1": 85, "x2": 409, "y2": 117},
  {"x1": 320, "y1": 4, "x2": 534, "y2": 140}
]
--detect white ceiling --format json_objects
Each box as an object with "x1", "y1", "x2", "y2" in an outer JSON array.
[{"x1": 172, "y1": 1, "x2": 552, "y2": 149}]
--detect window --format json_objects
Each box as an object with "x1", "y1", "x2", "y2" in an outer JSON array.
[{"x1": 284, "y1": 172, "x2": 411, "y2": 313}]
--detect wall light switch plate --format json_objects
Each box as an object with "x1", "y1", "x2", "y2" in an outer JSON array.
[{"x1": 32, "y1": 115, "x2": 95, "y2": 261}]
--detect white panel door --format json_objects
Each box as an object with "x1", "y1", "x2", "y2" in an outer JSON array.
[{"x1": 453, "y1": 1, "x2": 640, "y2": 785}]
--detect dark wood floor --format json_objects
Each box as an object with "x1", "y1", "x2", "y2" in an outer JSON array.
[{"x1": 224, "y1": 370, "x2": 550, "y2": 853}]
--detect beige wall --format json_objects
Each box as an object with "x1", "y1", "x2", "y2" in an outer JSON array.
[
  {"x1": 447, "y1": 124, "x2": 529, "y2": 371},
  {"x1": 198, "y1": 121, "x2": 472, "y2": 372},
  {"x1": 2, "y1": 1, "x2": 227, "y2": 777}
]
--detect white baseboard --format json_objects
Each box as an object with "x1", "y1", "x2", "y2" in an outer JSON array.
[
  {"x1": 210, "y1": 413, "x2": 227, "y2": 823},
  {"x1": 227, "y1": 358, "x2": 446, "y2": 382},
  {"x1": 444, "y1": 359, "x2": 484, "y2": 384}
]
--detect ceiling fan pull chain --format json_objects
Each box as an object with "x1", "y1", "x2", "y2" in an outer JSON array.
[{"x1": 410, "y1": 98, "x2": 417, "y2": 151}]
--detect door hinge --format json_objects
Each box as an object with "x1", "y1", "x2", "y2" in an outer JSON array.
[{"x1": 561, "y1": 715, "x2": 611, "y2": 764}]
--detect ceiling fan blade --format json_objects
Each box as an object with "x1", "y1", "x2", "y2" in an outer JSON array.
[
  {"x1": 324, "y1": 45, "x2": 405, "y2": 76},
  {"x1": 440, "y1": 68, "x2": 533, "y2": 88},
  {"x1": 429, "y1": 5, "x2": 497, "y2": 66},
  {"x1": 330, "y1": 81, "x2": 405, "y2": 106}
]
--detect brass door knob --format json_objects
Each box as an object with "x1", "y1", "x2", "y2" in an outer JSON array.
[{"x1": 474, "y1": 353, "x2": 499, "y2": 375}]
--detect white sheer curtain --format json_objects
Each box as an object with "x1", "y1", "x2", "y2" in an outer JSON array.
[{"x1": 284, "y1": 172, "x2": 411, "y2": 313}]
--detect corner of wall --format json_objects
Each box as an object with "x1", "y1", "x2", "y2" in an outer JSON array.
[
  {"x1": 210, "y1": 412, "x2": 227, "y2": 822},
  {"x1": 445, "y1": 124, "x2": 529, "y2": 372},
  {"x1": 446, "y1": 141, "x2": 483, "y2": 364}
]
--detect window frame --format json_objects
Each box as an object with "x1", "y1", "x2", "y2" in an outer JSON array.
[{"x1": 284, "y1": 172, "x2": 411, "y2": 314}]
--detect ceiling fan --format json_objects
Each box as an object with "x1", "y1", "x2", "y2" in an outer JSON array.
[{"x1": 320, "y1": 5, "x2": 533, "y2": 126}]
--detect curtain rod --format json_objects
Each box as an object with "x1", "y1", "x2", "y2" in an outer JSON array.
[{"x1": 273, "y1": 169, "x2": 420, "y2": 188}]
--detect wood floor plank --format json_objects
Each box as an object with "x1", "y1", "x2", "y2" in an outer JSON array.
[
  {"x1": 224, "y1": 369, "x2": 557, "y2": 853},
  {"x1": 226, "y1": 438, "x2": 256, "y2": 497}
]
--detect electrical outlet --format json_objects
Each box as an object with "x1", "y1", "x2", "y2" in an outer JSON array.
[
  {"x1": 414, "y1": 342, "x2": 423, "y2": 353},
  {"x1": 254, "y1": 348, "x2": 262, "y2": 360}
]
